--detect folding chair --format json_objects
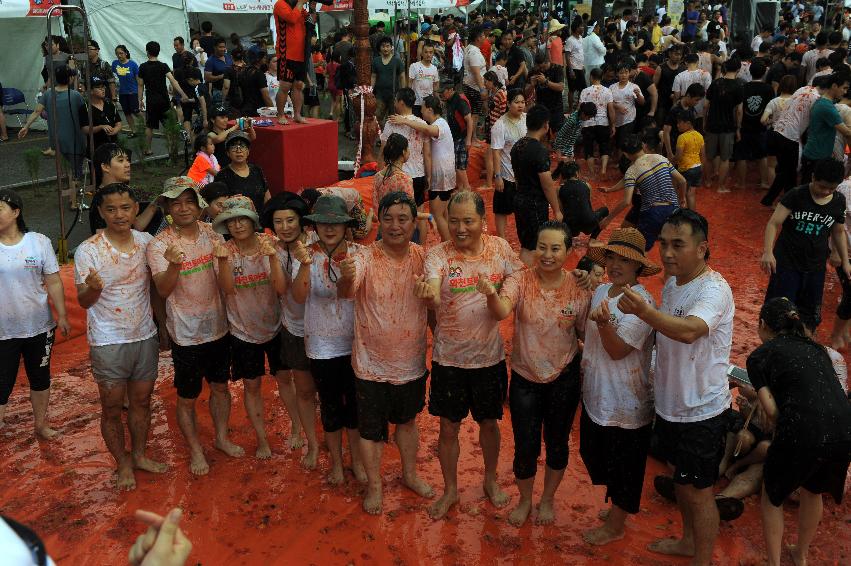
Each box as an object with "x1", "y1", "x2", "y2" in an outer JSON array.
[{"x1": 2, "y1": 87, "x2": 34, "y2": 128}]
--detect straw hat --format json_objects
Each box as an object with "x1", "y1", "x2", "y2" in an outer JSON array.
[
  {"x1": 547, "y1": 18, "x2": 566, "y2": 34},
  {"x1": 585, "y1": 228, "x2": 661, "y2": 277}
]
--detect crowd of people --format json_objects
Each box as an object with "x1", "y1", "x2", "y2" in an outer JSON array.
[{"x1": 2, "y1": 2, "x2": 851, "y2": 566}]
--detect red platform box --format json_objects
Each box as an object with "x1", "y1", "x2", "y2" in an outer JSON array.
[{"x1": 246, "y1": 118, "x2": 338, "y2": 194}]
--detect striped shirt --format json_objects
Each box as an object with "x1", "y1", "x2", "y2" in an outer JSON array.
[
  {"x1": 488, "y1": 88, "x2": 507, "y2": 129},
  {"x1": 554, "y1": 111, "x2": 581, "y2": 156},
  {"x1": 624, "y1": 153, "x2": 680, "y2": 211}
]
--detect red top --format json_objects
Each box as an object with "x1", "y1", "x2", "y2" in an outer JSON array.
[
  {"x1": 274, "y1": 0, "x2": 306, "y2": 63},
  {"x1": 481, "y1": 40, "x2": 492, "y2": 71}
]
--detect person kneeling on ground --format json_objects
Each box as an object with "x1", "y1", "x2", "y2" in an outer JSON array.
[{"x1": 554, "y1": 161, "x2": 609, "y2": 239}]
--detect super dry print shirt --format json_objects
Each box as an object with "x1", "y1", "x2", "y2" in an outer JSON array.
[
  {"x1": 424, "y1": 234, "x2": 523, "y2": 369},
  {"x1": 147, "y1": 222, "x2": 228, "y2": 347}
]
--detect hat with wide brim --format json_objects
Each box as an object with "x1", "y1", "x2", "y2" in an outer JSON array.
[
  {"x1": 303, "y1": 194, "x2": 356, "y2": 226},
  {"x1": 159, "y1": 176, "x2": 208, "y2": 209},
  {"x1": 212, "y1": 195, "x2": 260, "y2": 234},
  {"x1": 585, "y1": 227, "x2": 662, "y2": 277},
  {"x1": 548, "y1": 19, "x2": 566, "y2": 34}
]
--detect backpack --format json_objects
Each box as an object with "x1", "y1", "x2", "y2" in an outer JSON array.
[{"x1": 337, "y1": 59, "x2": 356, "y2": 90}]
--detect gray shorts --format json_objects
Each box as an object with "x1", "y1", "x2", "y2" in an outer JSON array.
[
  {"x1": 704, "y1": 131, "x2": 735, "y2": 161},
  {"x1": 90, "y1": 336, "x2": 159, "y2": 383}
]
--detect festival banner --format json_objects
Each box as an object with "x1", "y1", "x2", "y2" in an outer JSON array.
[
  {"x1": 0, "y1": 0, "x2": 61, "y2": 17},
  {"x1": 185, "y1": 0, "x2": 275, "y2": 13},
  {"x1": 667, "y1": 0, "x2": 684, "y2": 28}
]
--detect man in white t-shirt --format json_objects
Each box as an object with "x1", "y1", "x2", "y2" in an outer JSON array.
[
  {"x1": 618, "y1": 209, "x2": 733, "y2": 566},
  {"x1": 147, "y1": 177, "x2": 243, "y2": 476},
  {"x1": 462, "y1": 26, "x2": 488, "y2": 125},
  {"x1": 408, "y1": 43, "x2": 440, "y2": 114},
  {"x1": 379, "y1": 87, "x2": 432, "y2": 211},
  {"x1": 564, "y1": 20, "x2": 586, "y2": 110},
  {"x1": 75, "y1": 183, "x2": 166, "y2": 491}
]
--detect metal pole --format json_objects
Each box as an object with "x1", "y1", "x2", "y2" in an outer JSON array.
[{"x1": 47, "y1": 4, "x2": 95, "y2": 263}]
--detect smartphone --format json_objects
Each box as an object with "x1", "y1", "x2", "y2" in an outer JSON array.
[{"x1": 726, "y1": 365, "x2": 752, "y2": 388}]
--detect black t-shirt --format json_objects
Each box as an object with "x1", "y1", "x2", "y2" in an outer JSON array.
[
  {"x1": 748, "y1": 334, "x2": 851, "y2": 448},
  {"x1": 225, "y1": 65, "x2": 245, "y2": 109},
  {"x1": 240, "y1": 66, "x2": 268, "y2": 115},
  {"x1": 658, "y1": 62, "x2": 686, "y2": 111},
  {"x1": 705, "y1": 77, "x2": 744, "y2": 134},
  {"x1": 765, "y1": 61, "x2": 788, "y2": 87},
  {"x1": 559, "y1": 179, "x2": 598, "y2": 234},
  {"x1": 621, "y1": 31, "x2": 635, "y2": 52},
  {"x1": 510, "y1": 137, "x2": 550, "y2": 201},
  {"x1": 214, "y1": 164, "x2": 268, "y2": 213},
  {"x1": 212, "y1": 131, "x2": 230, "y2": 168},
  {"x1": 444, "y1": 93, "x2": 471, "y2": 141},
  {"x1": 172, "y1": 52, "x2": 185, "y2": 72},
  {"x1": 79, "y1": 100, "x2": 120, "y2": 150},
  {"x1": 665, "y1": 102, "x2": 697, "y2": 151},
  {"x1": 633, "y1": 70, "x2": 653, "y2": 121},
  {"x1": 741, "y1": 81, "x2": 775, "y2": 133},
  {"x1": 138, "y1": 61, "x2": 171, "y2": 105},
  {"x1": 535, "y1": 65, "x2": 565, "y2": 114},
  {"x1": 636, "y1": 29, "x2": 651, "y2": 51},
  {"x1": 504, "y1": 45, "x2": 526, "y2": 88},
  {"x1": 199, "y1": 36, "x2": 217, "y2": 58},
  {"x1": 773, "y1": 185, "x2": 846, "y2": 272}
]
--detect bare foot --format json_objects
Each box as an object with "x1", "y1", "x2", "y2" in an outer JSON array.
[
  {"x1": 428, "y1": 491, "x2": 459, "y2": 520},
  {"x1": 402, "y1": 475, "x2": 435, "y2": 498},
  {"x1": 133, "y1": 455, "x2": 168, "y2": 473},
  {"x1": 301, "y1": 445, "x2": 319, "y2": 470},
  {"x1": 535, "y1": 499, "x2": 556, "y2": 525},
  {"x1": 788, "y1": 544, "x2": 807, "y2": 566},
  {"x1": 256, "y1": 441, "x2": 272, "y2": 460},
  {"x1": 293, "y1": 115, "x2": 308, "y2": 124},
  {"x1": 117, "y1": 466, "x2": 137, "y2": 491},
  {"x1": 363, "y1": 483, "x2": 383, "y2": 515},
  {"x1": 831, "y1": 334, "x2": 846, "y2": 351},
  {"x1": 647, "y1": 537, "x2": 695, "y2": 557},
  {"x1": 598, "y1": 508, "x2": 610, "y2": 521},
  {"x1": 717, "y1": 187, "x2": 731, "y2": 194},
  {"x1": 35, "y1": 425, "x2": 59, "y2": 440},
  {"x1": 189, "y1": 450, "x2": 210, "y2": 476},
  {"x1": 483, "y1": 481, "x2": 510, "y2": 509},
  {"x1": 583, "y1": 525, "x2": 625, "y2": 545},
  {"x1": 214, "y1": 438, "x2": 245, "y2": 458},
  {"x1": 277, "y1": 116, "x2": 290, "y2": 125},
  {"x1": 327, "y1": 465, "x2": 345, "y2": 486},
  {"x1": 351, "y1": 462, "x2": 368, "y2": 484},
  {"x1": 287, "y1": 429, "x2": 305, "y2": 450},
  {"x1": 508, "y1": 499, "x2": 532, "y2": 527}
]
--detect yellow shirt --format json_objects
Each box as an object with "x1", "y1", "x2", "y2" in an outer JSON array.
[
  {"x1": 651, "y1": 26, "x2": 662, "y2": 49},
  {"x1": 677, "y1": 129, "x2": 703, "y2": 171}
]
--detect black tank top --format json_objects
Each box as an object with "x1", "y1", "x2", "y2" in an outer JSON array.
[{"x1": 658, "y1": 63, "x2": 685, "y2": 110}]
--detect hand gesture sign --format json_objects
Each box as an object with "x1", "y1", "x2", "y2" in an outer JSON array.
[
  {"x1": 590, "y1": 298, "x2": 612, "y2": 326},
  {"x1": 339, "y1": 256, "x2": 357, "y2": 281},
  {"x1": 213, "y1": 242, "x2": 230, "y2": 260},
  {"x1": 476, "y1": 271, "x2": 496, "y2": 296},
  {"x1": 573, "y1": 269, "x2": 592, "y2": 290},
  {"x1": 617, "y1": 285, "x2": 648, "y2": 317},
  {"x1": 258, "y1": 235, "x2": 278, "y2": 257},
  {"x1": 85, "y1": 269, "x2": 104, "y2": 291},
  {"x1": 128, "y1": 508, "x2": 193, "y2": 566},
  {"x1": 291, "y1": 240, "x2": 313, "y2": 265},
  {"x1": 413, "y1": 275, "x2": 435, "y2": 300},
  {"x1": 163, "y1": 244, "x2": 186, "y2": 266}
]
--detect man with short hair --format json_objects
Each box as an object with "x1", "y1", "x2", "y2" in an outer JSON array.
[
  {"x1": 462, "y1": 26, "x2": 488, "y2": 127},
  {"x1": 703, "y1": 58, "x2": 744, "y2": 193},
  {"x1": 146, "y1": 177, "x2": 243, "y2": 476},
  {"x1": 802, "y1": 32, "x2": 833, "y2": 84},
  {"x1": 751, "y1": 26, "x2": 773, "y2": 52},
  {"x1": 138, "y1": 42, "x2": 189, "y2": 155},
  {"x1": 199, "y1": 21, "x2": 216, "y2": 57},
  {"x1": 618, "y1": 208, "x2": 734, "y2": 566},
  {"x1": 204, "y1": 37, "x2": 233, "y2": 108},
  {"x1": 734, "y1": 61, "x2": 775, "y2": 188},
  {"x1": 439, "y1": 80, "x2": 474, "y2": 191},
  {"x1": 800, "y1": 73, "x2": 851, "y2": 183},
  {"x1": 565, "y1": 20, "x2": 586, "y2": 109},
  {"x1": 75, "y1": 183, "x2": 167, "y2": 491},
  {"x1": 338, "y1": 191, "x2": 435, "y2": 515},
  {"x1": 500, "y1": 30, "x2": 527, "y2": 89},
  {"x1": 370, "y1": 36, "x2": 406, "y2": 124},
  {"x1": 81, "y1": 40, "x2": 117, "y2": 100},
  {"x1": 663, "y1": 83, "x2": 705, "y2": 161},
  {"x1": 173, "y1": 36, "x2": 187, "y2": 72},
  {"x1": 671, "y1": 53, "x2": 711, "y2": 131},
  {"x1": 379, "y1": 88, "x2": 431, "y2": 213},
  {"x1": 418, "y1": 190, "x2": 524, "y2": 520},
  {"x1": 511, "y1": 104, "x2": 562, "y2": 265}
]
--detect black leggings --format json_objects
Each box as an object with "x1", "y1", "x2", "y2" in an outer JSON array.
[
  {"x1": 509, "y1": 357, "x2": 581, "y2": 480},
  {"x1": 763, "y1": 130, "x2": 799, "y2": 206},
  {"x1": 0, "y1": 330, "x2": 54, "y2": 405}
]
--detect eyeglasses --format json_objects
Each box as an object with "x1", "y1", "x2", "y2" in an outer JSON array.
[{"x1": 229, "y1": 143, "x2": 249, "y2": 151}]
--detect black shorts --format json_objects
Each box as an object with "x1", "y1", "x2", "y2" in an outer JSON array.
[
  {"x1": 454, "y1": 138, "x2": 469, "y2": 170},
  {"x1": 145, "y1": 100, "x2": 170, "y2": 129},
  {"x1": 582, "y1": 125, "x2": 611, "y2": 157},
  {"x1": 171, "y1": 334, "x2": 232, "y2": 399},
  {"x1": 230, "y1": 333, "x2": 281, "y2": 379},
  {"x1": 280, "y1": 325, "x2": 310, "y2": 372},
  {"x1": 763, "y1": 439, "x2": 851, "y2": 507},
  {"x1": 579, "y1": 407, "x2": 653, "y2": 514},
  {"x1": 279, "y1": 59, "x2": 307, "y2": 83},
  {"x1": 733, "y1": 130, "x2": 768, "y2": 161},
  {"x1": 428, "y1": 360, "x2": 508, "y2": 423},
  {"x1": 119, "y1": 93, "x2": 140, "y2": 115},
  {"x1": 514, "y1": 194, "x2": 550, "y2": 251},
  {"x1": 615, "y1": 122, "x2": 635, "y2": 149},
  {"x1": 311, "y1": 355, "x2": 358, "y2": 432},
  {"x1": 412, "y1": 176, "x2": 427, "y2": 207},
  {"x1": 462, "y1": 84, "x2": 483, "y2": 115},
  {"x1": 567, "y1": 69, "x2": 587, "y2": 93},
  {"x1": 0, "y1": 330, "x2": 55, "y2": 405},
  {"x1": 653, "y1": 411, "x2": 728, "y2": 489},
  {"x1": 356, "y1": 374, "x2": 427, "y2": 442},
  {"x1": 179, "y1": 102, "x2": 196, "y2": 123},
  {"x1": 492, "y1": 179, "x2": 516, "y2": 215},
  {"x1": 429, "y1": 189, "x2": 453, "y2": 201}
]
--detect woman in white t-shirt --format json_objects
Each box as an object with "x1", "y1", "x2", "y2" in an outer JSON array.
[
  {"x1": 0, "y1": 189, "x2": 69, "y2": 439},
  {"x1": 291, "y1": 194, "x2": 367, "y2": 486},
  {"x1": 578, "y1": 227, "x2": 661, "y2": 546},
  {"x1": 609, "y1": 63, "x2": 644, "y2": 148},
  {"x1": 490, "y1": 91, "x2": 527, "y2": 239},
  {"x1": 391, "y1": 94, "x2": 456, "y2": 241}
]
